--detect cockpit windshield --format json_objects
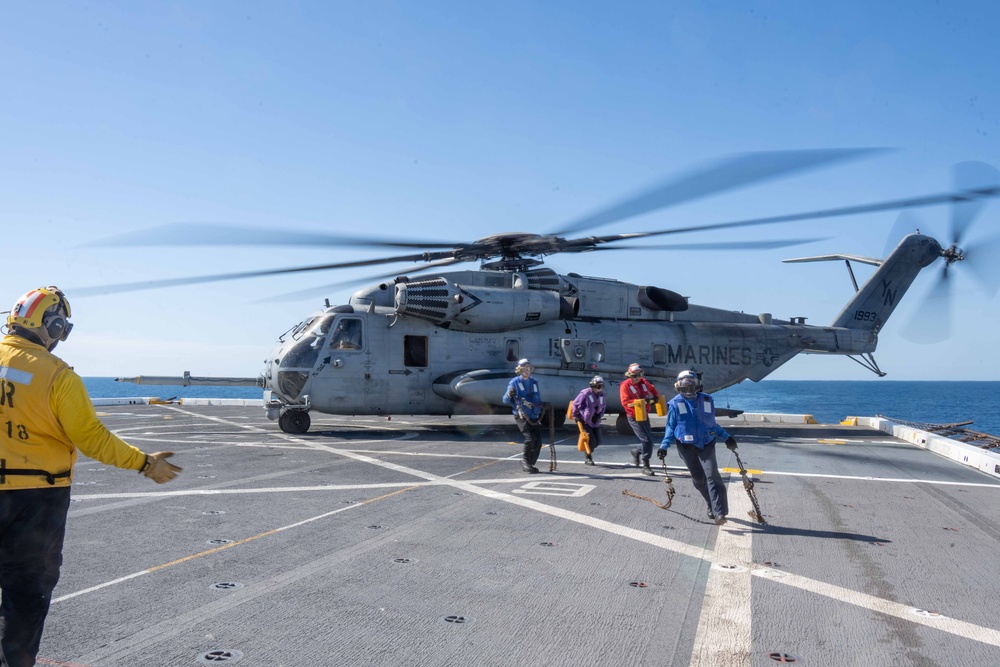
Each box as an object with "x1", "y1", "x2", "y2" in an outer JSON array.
[
  {"x1": 279, "y1": 315, "x2": 335, "y2": 369},
  {"x1": 291, "y1": 315, "x2": 334, "y2": 341}
]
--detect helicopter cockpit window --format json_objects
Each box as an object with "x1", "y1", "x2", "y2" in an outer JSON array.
[
  {"x1": 280, "y1": 315, "x2": 334, "y2": 368},
  {"x1": 288, "y1": 316, "x2": 317, "y2": 341},
  {"x1": 506, "y1": 340, "x2": 519, "y2": 362},
  {"x1": 330, "y1": 318, "x2": 363, "y2": 351},
  {"x1": 404, "y1": 335, "x2": 428, "y2": 367},
  {"x1": 652, "y1": 344, "x2": 667, "y2": 366}
]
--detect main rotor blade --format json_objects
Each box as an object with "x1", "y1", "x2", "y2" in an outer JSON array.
[
  {"x1": 901, "y1": 263, "x2": 952, "y2": 344},
  {"x1": 88, "y1": 223, "x2": 471, "y2": 251},
  {"x1": 69, "y1": 250, "x2": 460, "y2": 296},
  {"x1": 587, "y1": 238, "x2": 826, "y2": 251},
  {"x1": 882, "y1": 211, "x2": 924, "y2": 258},
  {"x1": 580, "y1": 186, "x2": 1000, "y2": 245},
  {"x1": 951, "y1": 162, "x2": 1000, "y2": 245},
  {"x1": 257, "y1": 258, "x2": 468, "y2": 302},
  {"x1": 551, "y1": 148, "x2": 888, "y2": 235}
]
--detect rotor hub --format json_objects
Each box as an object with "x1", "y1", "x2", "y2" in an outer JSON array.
[{"x1": 942, "y1": 243, "x2": 965, "y2": 265}]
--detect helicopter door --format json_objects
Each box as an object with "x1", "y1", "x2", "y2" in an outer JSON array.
[
  {"x1": 311, "y1": 316, "x2": 371, "y2": 411},
  {"x1": 313, "y1": 315, "x2": 391, "y2": 414}
]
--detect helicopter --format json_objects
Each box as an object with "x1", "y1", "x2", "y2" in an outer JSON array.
[{"x1": 81, "y1": 149, "x2": 1000, "y2": 434}]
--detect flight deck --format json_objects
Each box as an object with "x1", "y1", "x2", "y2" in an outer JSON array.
[{"x1": 38, "y1": 405, "x2": 1000, "y2": 666}]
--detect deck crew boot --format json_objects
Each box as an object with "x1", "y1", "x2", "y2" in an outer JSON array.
[
  {"x1": 522, "y1": 444, "x2": 538, "y2": 473},
  {"x1": 641, "y1": 461, "x2": 654, "y2": 476},
  {"x1": 530, "y1": 441, "x2": 544, "y2": 471},
  {"x1": 630, "y1": 448, "x2": 641, "y2": 467},
  {"x1": 584, "y1": 455, "x2": 595, "y2": 466}
]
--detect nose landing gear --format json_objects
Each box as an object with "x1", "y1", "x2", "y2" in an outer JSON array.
[{"x1": 279, "y1": 409, "x2": 311, "y2": 434}]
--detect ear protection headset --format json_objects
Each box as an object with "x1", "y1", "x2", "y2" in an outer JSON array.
[
  {"x1": 7, "y1": 286, "x2": 73, "y2": 344},
  {"x1": 42, "y1": 308, "x2": 73, "y2": 341}
]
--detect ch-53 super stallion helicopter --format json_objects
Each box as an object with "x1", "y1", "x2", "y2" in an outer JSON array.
[{"x1": 84, "y1": 149, "x2": 1000, "y2": 434}]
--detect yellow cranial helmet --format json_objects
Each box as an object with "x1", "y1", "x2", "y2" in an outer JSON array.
[{"x1": 7, "y1": 286, "x2": 73, "y2": 346}]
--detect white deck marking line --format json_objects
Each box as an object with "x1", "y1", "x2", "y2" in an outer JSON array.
[
  {"x1": 88, "y1": 406, "x2": 1000, "y2": 648},
  {"x1": 69, "y1": 472, "x2": 678, "y2": 500},
  {"x1": 52, "y1": 485, "x2": 414, "y2": 604},
  {"x1": 752, "y1": 568, "x2": 1000, "y2": 648},
  {"x1": 106, "y1": 436, "x2": 311, "y2": 446},
  {"x1": 690, "y1": 477, "x2": 753, "y2": 666},
  {"x1": 763, "y1": 470, "x2": 1000, "y2": 488},
  {"x1": 69, "y1": 482, "x2": 436, "y2": 499}
]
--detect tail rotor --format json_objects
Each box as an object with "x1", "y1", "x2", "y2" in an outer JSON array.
[{"x1": 891, "y1": 162, "x2": 1000, "y2": 343}]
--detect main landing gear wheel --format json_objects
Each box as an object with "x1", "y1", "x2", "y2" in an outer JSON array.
[
  {"x1": 279, "y1": 410, "x2": 311, "y2": 434},
  {"x1": 615, "y1": 413, "x2": 632, "y2": 436}
]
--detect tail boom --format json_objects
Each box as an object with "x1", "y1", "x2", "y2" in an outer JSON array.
[{"x1": 831, "y1": 233, "x2": 942, "y2": 333}]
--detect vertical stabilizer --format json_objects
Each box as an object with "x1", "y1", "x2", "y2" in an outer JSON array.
[{"x1": 831, "y1": 233, "x2": 941, "y2": 332}]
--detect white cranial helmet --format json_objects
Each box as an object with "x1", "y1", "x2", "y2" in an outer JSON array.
[{"x1": 675, "y1": 370, "x2": 700, "y2": 399}]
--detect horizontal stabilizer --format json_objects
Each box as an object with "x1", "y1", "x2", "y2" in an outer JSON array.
[{"x1": 782, "y1": 254, "x2": 883, "y2": 267}]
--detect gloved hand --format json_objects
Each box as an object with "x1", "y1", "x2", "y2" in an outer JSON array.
[
  {"x1": 725, "y1": 436, "x2": 738, "y2": 451},
  {"x1": 507, "y1": 387, "x2": 516, "y2": 399},
  {"x1": 141, "y1": 451, "x2": 182, "y2": 483},
  {"x1": 523, "y1": 401, "x2": 534, "y2": 409},
  {"x1": 656, "y1": 448, "x2": 667, "y2": 460}
]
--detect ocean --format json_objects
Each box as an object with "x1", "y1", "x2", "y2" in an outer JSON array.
[{"x1": 82, "y1": 378, "x2": 1000, "y2": 437}]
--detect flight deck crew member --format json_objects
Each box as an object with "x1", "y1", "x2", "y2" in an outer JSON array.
[
  {"x1": 620, "y1": 363, "x2": 659, "y2": 476},
  {"x1": 657, "y1": 370, "x2": 738, "y2": 526},
  {"x1": 572, "y1": 376, "x2": 606, "y2": 466},
  {"x1": 0, "y1": 287, "x2": 182, "y2": 667},
  {"x1": 502, "y1": 358, "x2": 543, "y2": 473}
]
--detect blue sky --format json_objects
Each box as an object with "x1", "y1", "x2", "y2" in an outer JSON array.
[{"x1": 2, "y1": 1, "x2": 998, "y2": 380}]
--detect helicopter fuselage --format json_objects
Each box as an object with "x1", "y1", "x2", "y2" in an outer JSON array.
[
  {"x1": 263, "y1": 307, "x2": 876, "y2": 419},
  {"x1": 259, "y1": 229, "x2": 947, "y2": 428}
]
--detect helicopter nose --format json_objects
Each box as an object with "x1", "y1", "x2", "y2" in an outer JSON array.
[{"x1": 269, "y1": 339, "x2": 316, "y2": 401}]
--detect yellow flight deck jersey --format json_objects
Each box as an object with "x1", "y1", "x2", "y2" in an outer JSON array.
[{"x1": 0, "y1": 334, "x2": 146, "y2": 490}]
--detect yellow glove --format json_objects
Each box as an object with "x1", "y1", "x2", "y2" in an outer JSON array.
[{"x1": 141, "y1": 451, "x2": 182, "y2": 483}]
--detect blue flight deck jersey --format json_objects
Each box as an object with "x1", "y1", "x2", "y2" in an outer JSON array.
[
  {"x1": 502, "y1": 376, "x2": 542, "y2": 421},
  {"x1": 661, "y1": 392, "x2": 731, "y2": 451}
]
